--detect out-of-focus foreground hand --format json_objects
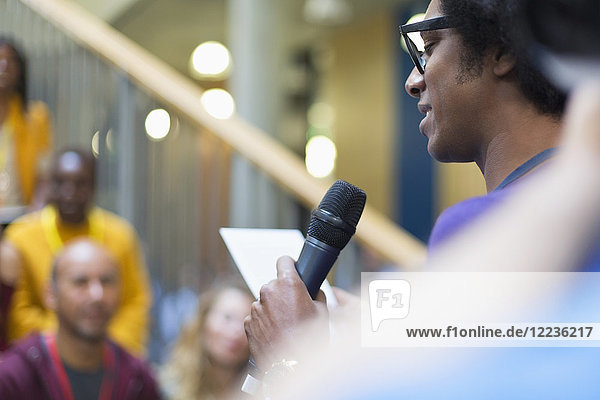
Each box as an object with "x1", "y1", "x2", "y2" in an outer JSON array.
[
  {"x1": 560, "y1": 80, "x2": 600, "y2": 164},
  {"x1": 0, "y1": 240, "x2": 22, "y2": 287},
  {"x1": 244, "y1": 255, "x2": 329, "y2": 370},
  {"x1": 330, "y1": 286, "x2": 360, "y2": 325},
  {"x1": 331, "y1": 286, "x2": 360, "y2": 309},
  {"x1": 321, "y1": 286, "x2": 361, "y2": 347}
]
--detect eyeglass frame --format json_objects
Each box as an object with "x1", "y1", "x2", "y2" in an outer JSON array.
[{"x1": 399, "y1": 16, "x2": 457, "y2": 74}]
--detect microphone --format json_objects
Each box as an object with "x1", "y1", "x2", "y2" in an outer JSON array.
[
  {"x1": 296, "y1": 179, "x2": 367, "y2": 298},
  {"x1": 242, "y1": 179, "x2": 366, "y2": 395}
]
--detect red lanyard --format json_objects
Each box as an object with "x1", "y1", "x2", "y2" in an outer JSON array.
[{"x1": 45, "y1": 334, "x2": 116, "y2": 400}]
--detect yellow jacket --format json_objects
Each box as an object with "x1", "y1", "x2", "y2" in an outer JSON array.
[
  {"x1": 4, "y1": 206, "x2": 152, "y2": 356},
  {"x1": 5, "y1": 95, "x2": 52, "y2": 204}
]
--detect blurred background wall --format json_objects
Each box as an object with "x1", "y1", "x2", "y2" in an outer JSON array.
[{"x1": 90, "y1": 0, "x2": 486, "y2": 237}]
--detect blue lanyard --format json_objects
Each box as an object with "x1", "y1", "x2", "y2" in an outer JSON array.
[{"x1": 494, "y1": 148, "x2": 557, "y2": 192}]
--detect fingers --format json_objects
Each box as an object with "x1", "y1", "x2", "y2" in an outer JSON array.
[
  {"x1": 246, "y1": 257, "x2": 332, "y2": 368},
  {"x1": 562, "y1": 80, "x2": 600, "y2": 154},
  {"x1": 331, "y1": 286, "x2": 354, "y2": 305},
  {"x1": 243, "y1": 314, "x2": 252, "y2": 339},
  {"x1": 315, "y1": 289, "x2": 327, "y2": 304},
  {"x1": 258, "y1": 256, "x2": 299, "y2": 301},
  {"x1": 0, "y1": 240, "x2": 22, "y2": 286},
  {"x1": 244, "y1": 302, "x2": 274, "y2": 369},
  {"x1": 276, "y1": 255, "x2": 298, "y2": 280}
]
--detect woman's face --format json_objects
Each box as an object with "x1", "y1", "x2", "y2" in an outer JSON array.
[
  {"x1": 204, "y1": 288, "x2": 252, "y2": 369},
  {"x1": 0, "y1": 44, "x2": 20, "y2": 93}
]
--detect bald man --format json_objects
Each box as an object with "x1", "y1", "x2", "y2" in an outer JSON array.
[
  {"x1": 1, "y1": 148, "x2": 151, "y2": 355},
  {"x1": 0, "y1": 239, "x2": 160, "y2": 399}
]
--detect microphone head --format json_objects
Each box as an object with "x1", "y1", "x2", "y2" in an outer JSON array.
[{"x1": 307, "y1": 180, "x2": 367, "y2": 250}]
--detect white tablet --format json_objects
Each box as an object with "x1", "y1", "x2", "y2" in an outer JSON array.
[{"x1": 219, "y1": 227, "x2": 338, "y2": 308}]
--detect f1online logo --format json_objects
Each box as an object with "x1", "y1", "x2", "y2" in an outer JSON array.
[{"x1": 368, "y1": 280, "x2": 411, "y2": 332}]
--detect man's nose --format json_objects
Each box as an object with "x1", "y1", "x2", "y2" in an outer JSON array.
[
  {"x1": 405, "y1": 66, "x2": 425, "y2": 98},
  {"x1": 61, "y1": 182, "x2": 77, "y2": 197},
  {"x1": 88, "y1": 280, "x2": 104, "y2": 300}
]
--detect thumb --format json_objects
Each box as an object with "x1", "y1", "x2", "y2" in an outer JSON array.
[
  {"x1": 276, "y1": 255, "x2": 300, "y2": 280},
  {"x1": 315, "y1": 289, "x2": 327, "y2": 304},
  {"x1": 314, "y1": 289, "x2": 329, "y2": 319}
]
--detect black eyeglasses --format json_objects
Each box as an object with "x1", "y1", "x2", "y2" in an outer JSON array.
[{"x1": 400, "y1": 16, "x2": 456, "y2": 74}]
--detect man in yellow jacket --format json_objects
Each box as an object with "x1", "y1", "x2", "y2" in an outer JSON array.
[{"x1": 1, "y1": 149, "x2": 151, "y2": 356}]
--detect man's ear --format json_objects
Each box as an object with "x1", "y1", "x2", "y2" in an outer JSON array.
[
  {"x1": 44, "y1": 282, "x2": 57, "y2": 312},
  {"x1": 493, "y1": 49, "x2": 517, "y2": 78}
]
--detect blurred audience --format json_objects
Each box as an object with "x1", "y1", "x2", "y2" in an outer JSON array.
[
  {"x1": 0, "y1": 239, "x2": 160, "y2": 399},
  {"x1": 160, "y1": 284, "x2": 252, "y2": 400},
  {"x1": 1, "y1": 148, "x2": 151, "y2": 355},
  {"x1": 0, "y1": 36, "x2": 53, "y2": 218}
]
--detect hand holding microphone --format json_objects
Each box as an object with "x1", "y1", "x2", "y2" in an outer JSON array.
[
  {"x1": 242, "y1": 180, "x2": 366, "y2": 393},
  {"x1": 245, "y1": 256, "x2": 329, "y2": 371}
]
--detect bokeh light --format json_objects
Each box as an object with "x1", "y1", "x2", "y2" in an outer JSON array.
[
  {"x1": 190, "y1": 41, "x2": 231, "y2": 80},
  {"x1": 305, "y1": 135, "x2": 337, "y2": 178},
  {"x1": 201, "y1": 89, "x2": 235, "y2": 119},
  {"x1": 145, "y1": 109, "x2": 171, "y2": 141},
  {"x1": 91, "y1": 130, "x2": 100, "y2": 158},
  {"x1": 106, "y1": 129, "x2": 114, "y2": 152}
]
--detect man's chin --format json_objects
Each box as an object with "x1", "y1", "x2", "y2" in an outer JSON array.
[
  {"x1": 57, "y1": 209, "x2": 87, "y2": 224},
  {"x1": 427, "y1": 139, "x2": 465, "y2": 163},
  {"x1": 74, "y1": 325, "x2": 108, "y2": 343},
  {"x1": 428, "y1": 148, "x2": 475, "y2": 164},
  {"x1": 427, "y1": 140, "x2": 449, "y2": 162}
]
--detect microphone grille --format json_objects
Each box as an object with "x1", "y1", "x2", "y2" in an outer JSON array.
[{"x1": 307, "y1": 180, "x2": 367, "y2": 250}]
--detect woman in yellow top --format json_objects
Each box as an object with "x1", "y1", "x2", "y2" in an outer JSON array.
[
  {"x1": 0, "y1": 36, "x2": 52, "y2": 214},
  {"x1": 0, "y1": 36, "x2": 52, "y2": 352}
]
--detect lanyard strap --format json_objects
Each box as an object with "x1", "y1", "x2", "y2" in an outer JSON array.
[
  {"x1": 494, "y1": 148, "x2": 557, "y2": 191},
  {"x1": 41, "y1": 205, "x2": 105, "y2": 253},
  {"x1": 45, "y1": 334, "x2": 116, "y2": 400}
]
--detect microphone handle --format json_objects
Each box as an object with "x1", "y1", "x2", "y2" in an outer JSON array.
[{"x1": 295, "y1": 235, "x2": 341, "y2": 299}]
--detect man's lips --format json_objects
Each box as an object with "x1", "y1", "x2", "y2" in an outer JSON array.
[
  {"x1": 418, "y1": 104, "x2": 432, "y2": 115},
  {"x1": 81, "y1": 309, "x2": 110, "y2": 321},
  {"x1": 418, "y1": 104, "x2": 432, "y2": 135}
]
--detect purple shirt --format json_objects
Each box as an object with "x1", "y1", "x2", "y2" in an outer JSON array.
[
  {"x1": 427, "y1": 161, "x2": 600, "y2": 271},
  {"x1": 429, "y1": 148, "x2": 559, "y2": 251},
  {"x1": 428, "y1": 187, "x2": 512, "y2": 251}
]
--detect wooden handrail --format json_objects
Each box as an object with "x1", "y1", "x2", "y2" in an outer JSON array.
[{"x1": 21, "y1": 0, "x2": 426, "y2": 267}]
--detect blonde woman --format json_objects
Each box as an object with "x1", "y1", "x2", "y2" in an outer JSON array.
[{"x1": 160, "y1": 284, "x2": 253, "y2": 400}]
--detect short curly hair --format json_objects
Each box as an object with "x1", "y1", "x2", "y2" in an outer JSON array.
[{"x1": 440, "y1": 0, "x2": 566, "y2": 116}]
